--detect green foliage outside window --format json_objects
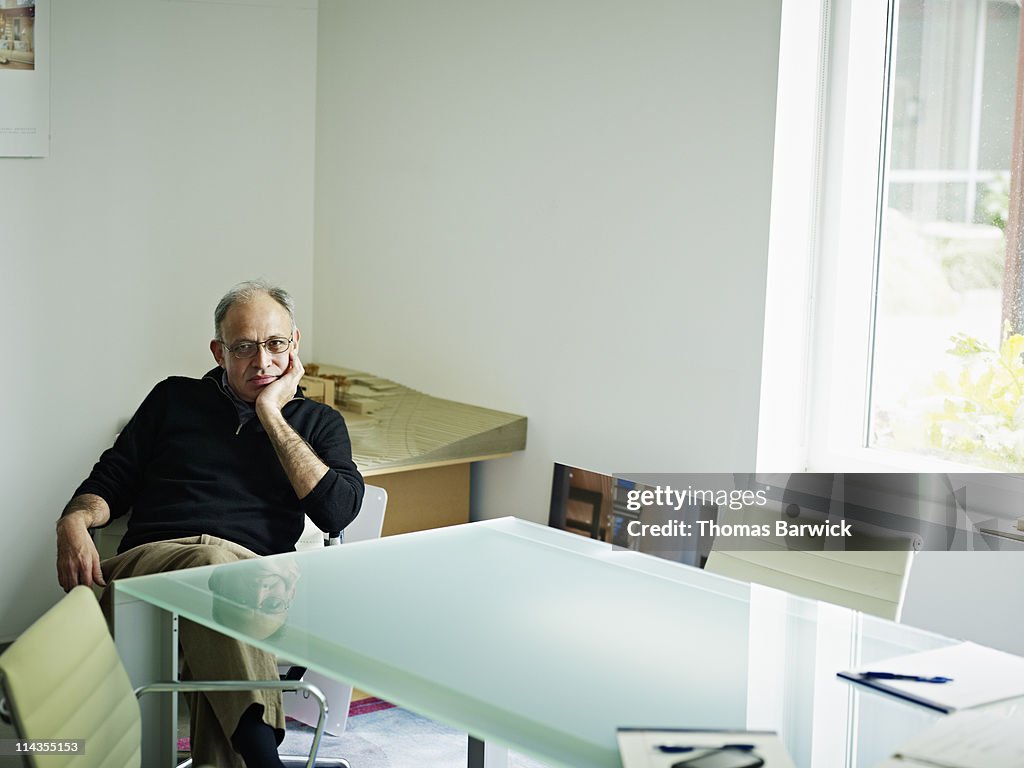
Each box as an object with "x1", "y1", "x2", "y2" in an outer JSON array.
[
  {"x1": 980, "y1": 172, "x2": 1010, "y2": 231},
  {"x1": 924, "y1": 330, "x2": 1024, "y2": 470}
]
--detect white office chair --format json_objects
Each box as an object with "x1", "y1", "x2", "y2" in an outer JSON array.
[
  {"x1": 282, "y1": 485, "x2": 388, "y2": 737},
  {"x1": 0, "y1": 587, "x2": 328, "y2": 768},
  {"x1": 703, "y1": 503, "x2": 917, "y2": 621}
]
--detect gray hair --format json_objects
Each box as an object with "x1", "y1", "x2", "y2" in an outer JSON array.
[{"x1": 214, "y1": 280, "x2": 296, "y2": 340}]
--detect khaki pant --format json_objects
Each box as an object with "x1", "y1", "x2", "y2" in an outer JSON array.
[{"x1": 100, "y1": 535, "x2": 285, "y2": 768}]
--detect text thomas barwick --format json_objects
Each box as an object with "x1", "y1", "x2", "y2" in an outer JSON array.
[{"x1": 626, "y1": 519, "x2": 853, "y2": 538}]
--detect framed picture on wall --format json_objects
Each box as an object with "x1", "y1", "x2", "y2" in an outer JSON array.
[{"x1": 0, "y1": 0, "x2": 48, "y2": 157}]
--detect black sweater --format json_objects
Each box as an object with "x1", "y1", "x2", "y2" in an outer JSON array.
[{"x1": 75, "y1": 368, "x2": 364, "y2": 556}]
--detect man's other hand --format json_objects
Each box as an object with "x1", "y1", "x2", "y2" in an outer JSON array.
[
  {"x1": 56, "y1": 514, "x2": 106, "y2": 591},
  {"x1": 256, "y1": 351, "x2": 305, "y2": 416}
]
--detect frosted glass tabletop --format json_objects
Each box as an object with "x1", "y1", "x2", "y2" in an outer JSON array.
[{"x1": 115, "y1": 517, "x2": 961, "y2": 768}]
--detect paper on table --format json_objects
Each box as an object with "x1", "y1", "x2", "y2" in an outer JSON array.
[
  {"x1": 837, "y1": 641, "x2": 1024, "y2": 713},
  {"x1": 875, "y1": 707, "x2": 1024, "y2": 768},
  {"x1": 617, "y1": 728, "x2": 795, "y2": 768}
]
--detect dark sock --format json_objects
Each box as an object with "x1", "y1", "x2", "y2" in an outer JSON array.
[{"x1": 230, "y1": 704, "x2": 285, "y2": 768}]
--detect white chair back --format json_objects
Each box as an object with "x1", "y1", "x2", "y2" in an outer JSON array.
[
  {"x1": 337, "y1": 485, "x2": 387, "y2": 543},
  {"x1": 0, "y1": 587, "x2": 142, "y2": 768},
  {"x1": 703, "y1": 504, "x2": 916, "y2": 621},
  {"x1": 295, "y1": 485, "x2": 388, "y2": 550}
]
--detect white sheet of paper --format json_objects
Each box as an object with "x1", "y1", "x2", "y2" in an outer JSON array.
[{"x1": 880, "y1": 707, "x2": 1024, "y2": 768}]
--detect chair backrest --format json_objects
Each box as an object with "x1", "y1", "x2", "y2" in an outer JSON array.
[
  {"x1": 295, "y1": 484, "x2": 388, "y2": 550},
  {"x1": 703, "y1": 505, "x2": 916, "y2": 621},
  {"x1": 337, "y1": 484, "x2": 387, "y2": 544},
  {"x1": 0, "y1": 587, "x2": 141, "y2": 768}
]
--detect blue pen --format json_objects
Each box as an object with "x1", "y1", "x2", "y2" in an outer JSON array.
[
  {"x1": 656, "y1": 744, "x2": 757, "y2": 754},
  {"x1": 860, "y1": 672, "x2": 953, "y2": 683}
]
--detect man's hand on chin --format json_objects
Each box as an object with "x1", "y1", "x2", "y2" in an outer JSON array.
[{"x1": 255, "y1": 352, "x2": 305, "y2": 417}]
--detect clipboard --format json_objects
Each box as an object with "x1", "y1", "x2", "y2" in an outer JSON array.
[{"x1": 837, "y1": 641, "x2": 1024, "y2": 713}]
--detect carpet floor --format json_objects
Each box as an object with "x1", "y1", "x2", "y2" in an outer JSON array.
[
  {"x1": 280, "y1": 705, "x2": 550, "y2": 768},
  {"x1": 179, "y1": 699, "x2": 551, "y2": 768}
]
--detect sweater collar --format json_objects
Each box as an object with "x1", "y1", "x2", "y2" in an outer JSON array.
[
  {"x1": 221, "y1": 371, "x2": 257, "y2": 428},
  {"x1": 202, "y1": 367, "x2": 305, "y2": 416}
]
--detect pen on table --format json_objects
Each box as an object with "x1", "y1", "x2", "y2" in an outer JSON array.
[
  {"x1": 859, "y1": 672, "x2": 953, "y2": 683},
  {"x1": 655, "y1": 743, "x2": 756, "y2": 754}
]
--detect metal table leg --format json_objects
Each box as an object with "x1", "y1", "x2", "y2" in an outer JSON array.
[{"x1": 468, "y1": 735, "x2": 509, "y2": 768}]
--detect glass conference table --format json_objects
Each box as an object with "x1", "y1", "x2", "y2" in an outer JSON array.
[{"x1": 113, "y1": 517, "x2": 984, "y2": 768}]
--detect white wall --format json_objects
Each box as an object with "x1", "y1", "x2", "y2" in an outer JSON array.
[
  {"x1": 902, "y1": 552, "x2": 1024, "y2": 654},
  {"x1": 312, "y1": 0, "x2": 783, "y2": 522},
  {"x1": 0, "y1": 0, "x2": 318, "y2": 642}
]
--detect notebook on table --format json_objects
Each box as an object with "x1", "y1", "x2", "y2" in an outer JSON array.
[{"x1": 837, "y1": 641, "x2": 1024, "y2": 713}]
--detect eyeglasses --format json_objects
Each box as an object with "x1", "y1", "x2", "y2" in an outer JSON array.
[{"x1": 221, "y1": 336, "x2": 293, "y2": 360}]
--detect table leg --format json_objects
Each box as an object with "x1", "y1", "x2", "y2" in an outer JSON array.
[
  {"x1": 113, "y1": 585, "x2": 179, "y2": 768},
  {"x1": 468, "y1": 735, "x2": 509, "y2": 768}
]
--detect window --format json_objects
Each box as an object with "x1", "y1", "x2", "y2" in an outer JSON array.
[
  {"x1": 760, "y1": 0, "x2": 1023, "y2": 473},
  {"x1": 872, "y1": 0, "x2": 1020, "y2": 470}
]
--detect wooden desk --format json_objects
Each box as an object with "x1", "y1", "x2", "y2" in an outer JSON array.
[
  {"x1": 303, "y1": 363, "x2": 527, "y2": 537},
  {"x1": 364, "y1": 457, "x2": 490, "y2": 537}
]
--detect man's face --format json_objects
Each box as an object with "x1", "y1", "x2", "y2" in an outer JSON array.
[{"x1": 210, "y1": 293, "x2": 300, "y2": 403}]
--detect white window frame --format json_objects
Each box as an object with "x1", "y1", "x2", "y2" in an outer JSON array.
[{"x1": 759, "y1": 0, "x2": 1010, "y2": 474}]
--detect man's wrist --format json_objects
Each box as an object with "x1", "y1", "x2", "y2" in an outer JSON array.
[
  {"x1": 58, "y1": 494, "x2": 110, "y2": 530},
  {"x1": 56, "y1": 510, "x2": 91, "y2": 532},
  {"x1": 256, "y1": 400, "x2": 286, "y2": 424}
]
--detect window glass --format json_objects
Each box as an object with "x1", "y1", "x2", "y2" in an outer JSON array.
[{"x1": 869, "y1": 0, "x2": 1020, "y2": 469}]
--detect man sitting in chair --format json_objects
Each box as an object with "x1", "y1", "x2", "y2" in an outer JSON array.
[{"x1": 54, "y1": 279, "x2": 365, "y2": 768}]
